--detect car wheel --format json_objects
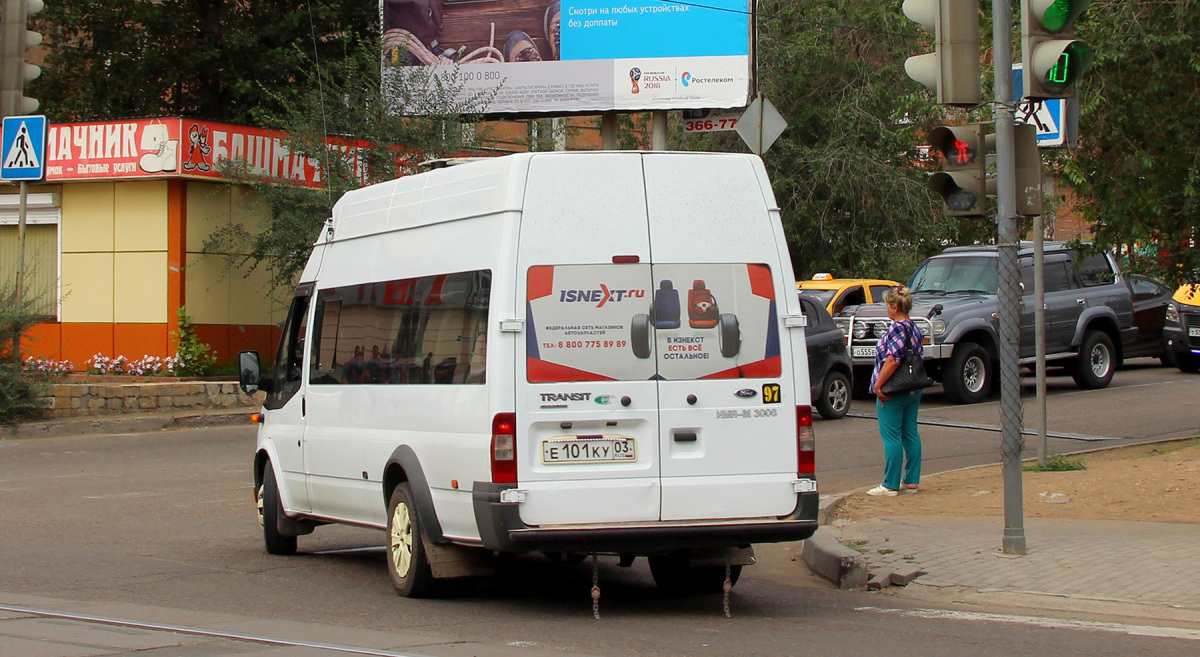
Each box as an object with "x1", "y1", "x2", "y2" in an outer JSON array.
[
  {"x1": 718, "y1": 313, "x2": 740, "y2": 358},
  {"x1": 648, "y1": 552, "x2": 741, "y2": 594},
  {"x1": 1176, "y1": 352, "x2": 1200, "y2": 374},
  {"x1": 943, "y1": 343, "x2": 992, "y2": 404},
  {"x1": 259, "y1": 463, "x2": 297, "y2": 555},
  {"x1": 631, "y1": 314, "x2": 652, "y2": 358},
  {"x1": 816, "y1": 370, "x2": 851, "y2": 420},
  {"x1": 386, "y1": 483, "x2": 436, "y2": 597},
  {"x1": 1072, "y1": 330, "x2": 1115, "y2": 389}
]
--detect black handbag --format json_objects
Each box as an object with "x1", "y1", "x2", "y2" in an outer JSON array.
[{"x1": 880, "y1": 321, "x2": 932, "y2": 395}]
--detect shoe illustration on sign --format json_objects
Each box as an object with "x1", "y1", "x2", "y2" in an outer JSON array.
[
  {"x1": 3, "y1": 122, "x2": 39, "y2": 170},
  {"x1": 139, "y1": 122, "x2": 178, "y2": 173}
]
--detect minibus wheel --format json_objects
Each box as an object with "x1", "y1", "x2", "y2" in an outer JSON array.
[
  {"x1": 387, "y1": 483, "x2": 436, "y2": 597},
  {"x1": 259, "y1": 464, "x2": 297, "y2": 555}
]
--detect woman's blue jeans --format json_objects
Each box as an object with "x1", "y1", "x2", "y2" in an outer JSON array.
[{"x1": 876, "y1": 390, "x2": 922, "y2": 490}]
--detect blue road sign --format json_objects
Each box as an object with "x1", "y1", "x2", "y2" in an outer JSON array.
[
  {"x1": 2, "y1": 115, "x2": 47, "y2": 181},
  {"x1": 1012, "y1": 67, "x2": 1066, "y2": 147}
]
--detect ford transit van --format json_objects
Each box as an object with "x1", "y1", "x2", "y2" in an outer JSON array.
[{"x1": 239, "y1": 151, "x2": 819, "y2": 597}]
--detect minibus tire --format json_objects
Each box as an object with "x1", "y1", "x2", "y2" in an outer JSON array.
[
  {"x1": 387, "y1": 483, "x2": 436, "y2": 597},
  {"x1": 648, "y1": 552, "x2": 741, "y2": 594},
  {"x1": 631, "y1": 314, "x2": 652, "y2": 358},
  {"x1": 260, "y1": 464, "x2": 297, "y2": 555},
  {"x1": 718, "y1": 313, "x2": 740, "y2": 358}
]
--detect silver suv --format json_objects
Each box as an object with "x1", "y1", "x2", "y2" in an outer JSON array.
[{"x1": 837, "y1": 244, "x2": 1136, "y2": 404}]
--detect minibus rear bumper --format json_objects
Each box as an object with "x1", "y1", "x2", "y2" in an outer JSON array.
[{"x1": 472, "y1": 482, "x2": 819, "y2": 553}]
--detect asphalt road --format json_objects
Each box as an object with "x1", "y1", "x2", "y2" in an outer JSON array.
[{"x1": 2, "y1": 359, "x2": 1198, "y2": 656}]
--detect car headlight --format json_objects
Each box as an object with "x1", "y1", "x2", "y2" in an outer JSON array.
[
  {"x1": 834, "y1": 317, "x2": 851, "y2": 335},
  {"x1": 853, "y1": 322, "x2": 869, "y2": 340},
  {"x1": 1166, "y1": 304, "x2": 1180, "y2": 324},
  {"x1": 931, "y1": 319, "x2": 946, "y2": 336}
]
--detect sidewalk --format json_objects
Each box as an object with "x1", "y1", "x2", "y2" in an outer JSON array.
[{"x1": 806, "y1": 495, "x2": 1200, "y2": 627}]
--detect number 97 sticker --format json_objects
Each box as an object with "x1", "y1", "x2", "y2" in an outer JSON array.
[{"x1": 762, "y1": 384, "x2": 781, "y2": 404}]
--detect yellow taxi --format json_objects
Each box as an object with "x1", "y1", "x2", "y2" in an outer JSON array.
[{"x1": 796, "y1": 273, "x2": 901, "y2": 316}]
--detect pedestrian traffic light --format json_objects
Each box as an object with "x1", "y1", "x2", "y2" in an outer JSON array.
[
  {"x1": 902, "y1": 0, "x2": 981, "y2": 107},
  {"x1": 1021, "y1": 0, "x2": 1093, "y2": 99},
  {"x1": 1, "y1": 0, "x2": 43, "y2": 117},
  {"x1": 927, "y1": 123, "x2": 987, "y2": 217}
]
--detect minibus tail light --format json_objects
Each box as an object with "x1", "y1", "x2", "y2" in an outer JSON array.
[
  {"x1": 491, "y1": 413, "x2": 517, "y2": 484},
  {"x1": 796, "y1": 405, "x2": 815, "y2": 475}
]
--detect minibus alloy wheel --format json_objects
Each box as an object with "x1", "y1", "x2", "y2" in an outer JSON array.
[{"x1": 387, "y1": 483, "x2": 436, "y2": 597}]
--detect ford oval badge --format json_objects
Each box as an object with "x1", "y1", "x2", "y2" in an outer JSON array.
[{"x1": 735, "y1": 388, "x2": 757, "y2": 398}]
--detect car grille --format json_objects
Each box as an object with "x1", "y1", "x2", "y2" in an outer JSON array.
[{"x1": 1187, "y1": 311, "x2": 1200, "y2": 347}]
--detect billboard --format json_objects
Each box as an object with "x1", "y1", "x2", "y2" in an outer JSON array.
[
  {"x1": 380, "y1": 0, "x2": 752, "y2": 114},
  {"x1": 40, "y1": 119, "x2": 360, "y2": 187}
]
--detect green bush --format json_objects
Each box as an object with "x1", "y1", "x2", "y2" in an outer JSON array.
[
  {"x1": 0, "y1": 283, "x2": 51, "y2": 425},
  {"x1": 1023, "y1": 453, "x2": 1087, "y2": 472},
  {"x1": 172, "y1": 307, "x2": 218, "y2": 377}
]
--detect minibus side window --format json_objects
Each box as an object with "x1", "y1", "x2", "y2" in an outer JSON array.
[{"x1": 265, "y1": 293, "x2": 311, "y2": 409}]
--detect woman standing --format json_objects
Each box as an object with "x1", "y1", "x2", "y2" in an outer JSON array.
[{"x1": 867, "y1": 285, "x2": 923, "y2": 496}]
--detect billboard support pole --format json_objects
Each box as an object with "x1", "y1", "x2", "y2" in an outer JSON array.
[
  {"x1": 651, "y1": 111, "x2": 667, "y2": 150},
  {"x1": 601, "y1": 112, "x2": 618, "y2": 149},
  {"x1": 12, "y1": 180, "x2": 27, "y2": 364}
]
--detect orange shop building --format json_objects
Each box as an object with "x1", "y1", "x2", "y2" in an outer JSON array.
[{"x1": 0, "y1": 118, "x2": 316, "y2": 370}]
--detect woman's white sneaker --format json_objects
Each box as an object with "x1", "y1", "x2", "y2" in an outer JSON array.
[{"x1": 867, "y1": 485, "x2": 898, "y2": 497}]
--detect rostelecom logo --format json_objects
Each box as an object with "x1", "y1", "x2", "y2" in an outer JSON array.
[
  {"x1": 630, "y1": 67, "x2": 642, "y2": 94},
  {"x1": 681, "y1": 72, "x2": 691, "y2": 87}
]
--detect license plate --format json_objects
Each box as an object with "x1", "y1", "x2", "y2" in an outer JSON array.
[
  {"x1": 542, "y1": 436, "x2": 636, "y2": 464},
  {"x1": 1190, "y1": 327, "x2": 1200, "y2": 337},
  {"x1": 852, "y1": 346, "x2": 877, "y2": 358}
]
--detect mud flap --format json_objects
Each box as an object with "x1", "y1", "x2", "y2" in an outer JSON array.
[{"x1": 424, "y1": 541, "x2": 495, "y2": 579}]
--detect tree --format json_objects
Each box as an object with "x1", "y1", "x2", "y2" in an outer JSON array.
[
  {"x1": 677, "y1": 1, "x2": 993, "y2": 283},
  {"x1": 1061, "y1": 1, "x2": 1200, "y2": 286},
  {"x1": 206, "y1": 41, "x2": 498, "y2": 288},
  {"x1": 31, "y1": 1, "x2": 376, "y2": 124}
]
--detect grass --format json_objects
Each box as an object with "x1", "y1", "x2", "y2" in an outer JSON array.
[
  {"x1": 1139, "y1": 435, "x2": 1200, "y2": 458},
  {"x1": 1023, "y1": 453, "x2": 1087, "y2": 472},
  {"x1": 842, "y1": 539, "x2": 869, "y2": 552}
]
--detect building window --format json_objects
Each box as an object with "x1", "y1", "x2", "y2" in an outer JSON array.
[{"x1": 0, "y1": 193, "x2": 61, "y2": 318}]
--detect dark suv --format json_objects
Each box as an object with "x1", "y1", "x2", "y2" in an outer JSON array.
[
  {"x1": 1164, "y1": 284, "x2": 1200, "y2": 372},
  {"x1": 836, "y1": 244, "x2": 1136, "y2": 404}
]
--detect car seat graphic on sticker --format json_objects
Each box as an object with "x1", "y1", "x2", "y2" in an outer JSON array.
[{"x1": 688, "y1": 279, "x2": 720, "y2": 328}]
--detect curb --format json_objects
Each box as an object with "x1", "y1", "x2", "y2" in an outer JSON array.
[{"x1": 5, "y1": 409, "x2": 255, "y2": 439}]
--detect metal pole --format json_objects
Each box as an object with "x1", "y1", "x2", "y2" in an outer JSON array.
[
  {"x1": 601, "y1": 112, "x2": 618, "y2": 150},
  {"x1": 12, "y1": 180, "x2": 28, "y2": 364},
  {"x1": 755, "y1": 92, "x2": 765, "y2": 156},
  {"x1": 993, "y1": 0, "x2": 1026, "y2": 555},
  {"x1": 651, "y1": 110, "x2": 667, "y2": 150},
  {"x1": 1034, "y1": 214, "x2": 1048, "y2": 465}
]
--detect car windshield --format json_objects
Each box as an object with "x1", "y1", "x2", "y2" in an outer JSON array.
[
  {"x1": 799, "y1": 289, "x2": 836, "y2": 305},
  {"x1": 908, "y1": 256, "x2": 998, "y2": 295}
]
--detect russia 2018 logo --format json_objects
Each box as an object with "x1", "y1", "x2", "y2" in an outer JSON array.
[{"x1": 630, "y1": 68, "x2": 641, "y2": 94}]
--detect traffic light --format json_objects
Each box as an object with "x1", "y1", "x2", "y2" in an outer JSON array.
[
  {"x1": 1021, "y1": 0, "x2": 1093, "y2": 99},
  {"x1": 927, "y1": 123, "x2": 987, "y2": 217},
  {"x1": 1013, "y1": 123, "x2": 1043, "y2": 216},
  {"x1": 1, "y1": 0, "x2": 44, "y2": 117},
  {"x1": 902, "y1": 0, "x2": 981, "y2": 107}
]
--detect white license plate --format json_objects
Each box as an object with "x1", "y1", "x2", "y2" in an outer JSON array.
[
  {"x1": 852, "y1": 346, "x2": 877, "y2": 358},
  {"x1": 542, "y1": 436, "x2": 636, "y2": 464},
  {"x1": 1190, "y1": 327, "x2": 1200, "y2": 337}
]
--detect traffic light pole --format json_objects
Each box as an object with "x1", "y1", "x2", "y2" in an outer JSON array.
[{"x1": 993, "y1": 0, "x2": 1026, "y2": 555}]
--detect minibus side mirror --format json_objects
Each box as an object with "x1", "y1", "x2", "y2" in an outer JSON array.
[{"x1": 239, "y1": 351, "x2": 264, "y2": 394}]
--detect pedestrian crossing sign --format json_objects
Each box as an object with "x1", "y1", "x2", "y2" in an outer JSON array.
[{"x1": 1, "y1": 115, "x2": 47, "y2": 181}]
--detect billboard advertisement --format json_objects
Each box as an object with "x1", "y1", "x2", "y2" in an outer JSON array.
[
  {"x1": 381, "y1": 0, "x2": 752, "y2": 114},
  {"x1": 41, "y1": 119, "x2": 358, "y2": 188}
]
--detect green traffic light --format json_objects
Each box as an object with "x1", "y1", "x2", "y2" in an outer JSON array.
[
  {"x1": 1048, "y1": 52, "x2": 1072, "y2": 83},
  {"x1": 1043, "y1": 0, "x2": 1072, "y2": 31}
]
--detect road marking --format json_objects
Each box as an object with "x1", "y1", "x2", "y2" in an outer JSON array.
[
  {"x1": 0, "y1": 603, "x2": 432, "y2": 657},
  {"x1": 845, "y1": 413, "x2": 1116, "y2": 441},
  {"x1": 857, "y1": 606, "x2": 1200, "y2": 641}
]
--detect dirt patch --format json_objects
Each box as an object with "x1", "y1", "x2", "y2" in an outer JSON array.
[{"x1": 834, "y1": 437, "x2": 1200, "y2": 525}]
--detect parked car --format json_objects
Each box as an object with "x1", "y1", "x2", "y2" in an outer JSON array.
[
  {"x1": 836, "y1": 244, "x2": 1136, "y2": 404},
  {"x1": 797, "y1": 273, "x2": 900, "y2": 316},
  {"x1": 799, "y1": 295, "x2": 853, "y2": 420},
  {"x1": 1125, "y1": 274, "x2": 1173, "y2": 363},
  {"x1": 1164, "y1": 283, "x2": 1200, "y2": 373}
]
